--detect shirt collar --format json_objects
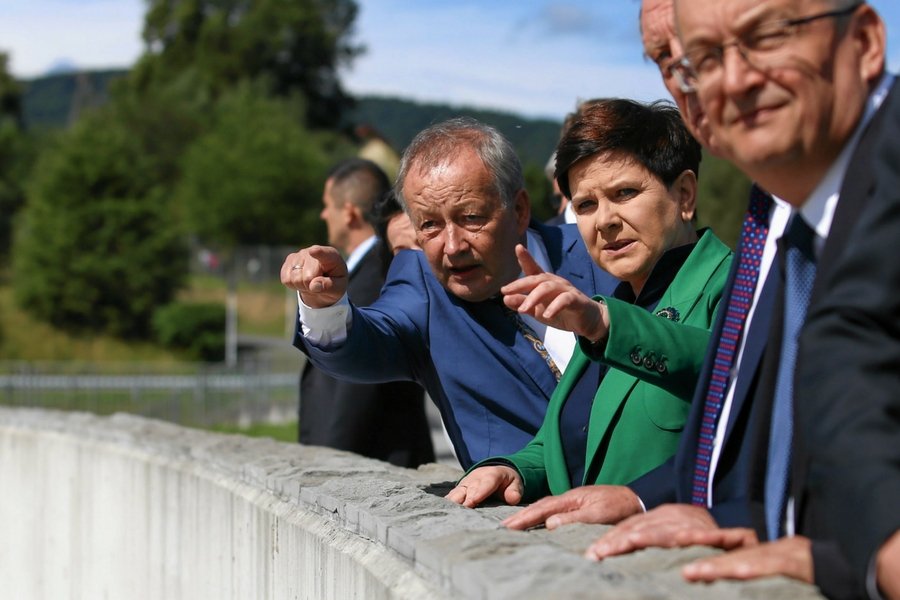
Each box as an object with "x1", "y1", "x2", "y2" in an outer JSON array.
[
  {"x1": 612, "y1": 237, "x2": 697, "y2": 310},
  {"x1": 345, "y1": 235, "x2": 377, "y2": 274},
  {"x1": 799, "y1": 73, "x2": 895, "y2": 254},
  {"x1": 523, "y1": 228, "x2": 552, "y2": 273}
]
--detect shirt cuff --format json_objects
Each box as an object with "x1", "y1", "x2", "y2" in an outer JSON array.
[
  {"x1": 297, "y1": 292, "x2": 351, "y2": 348},
  {"x1": 636, "y1": 495, "x2": 647, "y2": 513},
  {"x1": 867, "y1": 551, "x2": 886, "y2": 600}
]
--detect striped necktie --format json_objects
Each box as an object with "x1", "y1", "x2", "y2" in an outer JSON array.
[{"x1": 691, "y1": 186, "x2": 772, "y2": 506}]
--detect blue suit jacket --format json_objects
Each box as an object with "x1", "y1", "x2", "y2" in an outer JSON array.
[
  {"x1": 630, "y1": 202, "x2": 779, "y2": 534},
  {"x1": 295, "y1": 221, "x2": 618, "y2": 468}
]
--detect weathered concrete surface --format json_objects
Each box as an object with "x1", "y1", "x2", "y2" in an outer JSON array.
[{"x1": 0, "y1": 407, "x2": 826, "y2": 599}]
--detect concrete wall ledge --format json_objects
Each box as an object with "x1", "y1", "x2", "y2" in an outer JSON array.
[{"x1": 0, "y1": 407, "x2": 825, "y2": 599}]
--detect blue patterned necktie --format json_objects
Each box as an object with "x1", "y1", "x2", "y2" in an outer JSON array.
[
  {"x1": 691, "y1": 186, "x2": 771, "y2": 506},
  {"x1": 764, "y1": 214, "x2": 817, "y2": 540}
]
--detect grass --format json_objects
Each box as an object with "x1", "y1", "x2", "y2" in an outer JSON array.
[
  {"x1": 177, "y1": 275, "x2": 294, "y2": 338},
  {"x1": 0, "y1": 275, "x2": 293, "y2": 361},
  {"x1": 210, "y1": 420, "x2": 298, "y2": 443},
  {"x1": 0, "y1": 286, "x2": 185, "y2": 363}
]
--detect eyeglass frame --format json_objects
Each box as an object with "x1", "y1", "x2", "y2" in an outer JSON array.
[{"x1": 671, "y1": 2, "x2": 864, "y2": 94}]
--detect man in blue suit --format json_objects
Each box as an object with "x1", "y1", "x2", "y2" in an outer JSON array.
[{"x1": 282, "y1": 117, "x2": 616, "y2": 468}]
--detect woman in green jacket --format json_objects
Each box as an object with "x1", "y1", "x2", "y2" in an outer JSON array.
[{"x1": 446, "y1": 98, "x2": 732, "y2": 508}]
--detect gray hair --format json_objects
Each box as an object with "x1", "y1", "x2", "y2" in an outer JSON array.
[{"x1": 394, "y1": 117, "x2": 524, "y2": 211}]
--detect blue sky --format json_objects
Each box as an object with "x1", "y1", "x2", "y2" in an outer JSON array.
[{"x1": 1, "y1": 0, "x2": 898, "y2": 120}]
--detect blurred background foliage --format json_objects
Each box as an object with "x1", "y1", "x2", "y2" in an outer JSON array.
[{"x1": 0, "y1": 0, "x2": 748, "y2": 360}]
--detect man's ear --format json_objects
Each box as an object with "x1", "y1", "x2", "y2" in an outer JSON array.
[
  {"x1": 673, "y1": 170, "x2": 697, "y2": 222},
  {"x1": 343, "y1": 201, "x2": 363, "y2": 228},
  {"x1": 514, "y1": 188, "x2": 531, "y2": 234},
  {"x1": 851, "y1": 4, "x2": 886, "y2": 85}
]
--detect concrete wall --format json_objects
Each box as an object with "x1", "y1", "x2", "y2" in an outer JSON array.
[{"x1": 0, "y1": 407, "x2": 825, "y2": 599}]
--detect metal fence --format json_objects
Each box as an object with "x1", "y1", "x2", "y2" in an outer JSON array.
[
  {"x1": 0, "y1": 360, "x2": 299, "y2": 428},
  {"x1": 0, "y1": 244, "x2": 305, "y2": 428}
]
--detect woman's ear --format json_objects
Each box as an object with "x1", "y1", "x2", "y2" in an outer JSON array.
[{"x1": 673, "y1": 169, "x2": 697, "y2": 222}]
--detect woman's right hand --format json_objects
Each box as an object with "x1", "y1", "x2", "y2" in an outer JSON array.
[
  {"x1": 502, "y1": 244, "x2": 610, "y2": 342},
  {"x1": 444, "y1": 465, "x2": 524, "y2": 508}
]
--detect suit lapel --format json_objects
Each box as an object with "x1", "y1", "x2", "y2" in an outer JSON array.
[
  {"x1": 533, "y1": 221, "x2": 596, "y2": 297},
  {"x1": 811, "y1": 82, "x2": 899, "y2": 304},
  {"x1": 460, "y1": 295, "x2": 560, "y2": 398},
  {"x1": 723, "y1": 267, "x2": 780, "y2": 440},
  {"x1": 676, "y1": 259, "x2": 736, "y2": 486},
  {"x1": 582, "y1": 371, "x2": 639, "y2": 483}
]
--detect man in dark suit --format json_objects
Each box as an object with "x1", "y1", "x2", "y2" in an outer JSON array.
[
  {"x1": 792, "y1": 84, "x2": 900, "y2": 599},
  {"x1": 299, "y1": 158, "x2": 434, "y2": 468},
  {"x1": 282, "y1": 118, "x2": 617, "y2": 469},
  {"x1": 575, "y1": 0, "x2": 892, "y2": 595},
  {"x1": 506, "y1": 0, "x2": 891, "y2": 578}
]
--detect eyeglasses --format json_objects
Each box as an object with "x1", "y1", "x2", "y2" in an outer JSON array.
[{"x1": 672, "y1": 2, "x2": 863, "y2": 93}]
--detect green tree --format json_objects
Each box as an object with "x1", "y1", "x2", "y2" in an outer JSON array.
[
  {"x1": 523, "y1": 161, "x2": 554, "y2": 222},
  {"x1": 133, "y1": 0, "x2": 362, "y2": 128},
  {"x1": 0, "y1": 51, "x2": 30, "y2": 261},
  {"x1": 13, "y1": 106, "x2": 188, "y2": 337},
  {"x1": 0, "y1": 52, "x2": 21, "y2": 126},
  {"x1": 174, "y1": 82, "x2": 351, "y2": 249},
  {"x1": 696, "y1": 150, "x2": 751, "y2": 249}
]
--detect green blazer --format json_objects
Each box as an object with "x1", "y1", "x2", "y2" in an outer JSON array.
[{"x1": 476, "y1": 230, "x2": 732, "y2": 502}]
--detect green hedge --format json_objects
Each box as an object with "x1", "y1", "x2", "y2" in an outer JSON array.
[{"x1": 152, "y1": 302, "x2": 225, "y2": 362}]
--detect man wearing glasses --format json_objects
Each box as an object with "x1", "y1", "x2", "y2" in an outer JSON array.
[
  {"x1": 501, "y1": 0, "x2": 796, "y2": 535},
  {"x1": 504, "y1": 0, "x2": 894, "y2": 595},
  {"x1": 583, "y1": 0, "x2": 894, "y2": 595}
]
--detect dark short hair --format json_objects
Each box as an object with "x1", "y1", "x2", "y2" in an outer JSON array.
[
  {"x1": 327, "y1": 158, "x2": 391, "y2": 227},
  {"x1": 372, "y1": 190, "x2": 404, "y2": 244},
  {"x1": 371, "y1": 190, "x2": 405, "y2": 274},
  {"x1": 395, "y1": 117, "x2": 524, "y2": 210},
  {"x1": 555, "y1": 99, "x2": 701, "y2": 199}
]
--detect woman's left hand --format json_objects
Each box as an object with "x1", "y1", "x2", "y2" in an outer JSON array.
[{"x1": 502, "y1": 244, "x2": 609, "y2": 342}]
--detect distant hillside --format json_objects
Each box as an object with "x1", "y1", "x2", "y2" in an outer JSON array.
[
  {"x1": 349, "y1": 96, "x2": 561, "y2": 166},
  {"x1": 21, "y1": 69, "x2": 128, "y2": 129},
  {"x1": 19, "y1": 71, "x2": 561, "y2": 167}
]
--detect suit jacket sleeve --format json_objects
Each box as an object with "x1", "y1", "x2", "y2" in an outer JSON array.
[
  {"x1": 628, "y1": 457, "x2": 678, "y2": 508},
  {"x1": 584, "y1": 297, "x2": 715, "y2": 400},
  {"x1": 294, "y1": 250, "x2": 429, "y2": 384}
]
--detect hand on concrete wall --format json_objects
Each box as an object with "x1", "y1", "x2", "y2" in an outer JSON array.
[
  {"x1": 502, "y1": 485, "x2": 643, "y2": 531},
  {"x1": 445, "y1": 466, "x2": 523, "y2": 508},
  {"x1": 584, "y1": 503, "x2": 718, "y2": 560},
  {"x1": 680, "y1": 534, "x2": 812, "y2": 585}
]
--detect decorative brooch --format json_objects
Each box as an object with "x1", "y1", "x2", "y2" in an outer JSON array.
[{"x1": 655, "y1": 306, "x2": 681, "y2": 322}]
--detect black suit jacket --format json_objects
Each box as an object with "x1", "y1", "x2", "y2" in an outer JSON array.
[
  {"x1": 299, "y1": 241, "x2": 435, "y2": 468},
  {"x1": 793, "y1": 80, "x2": 900, "y2": 599}
]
